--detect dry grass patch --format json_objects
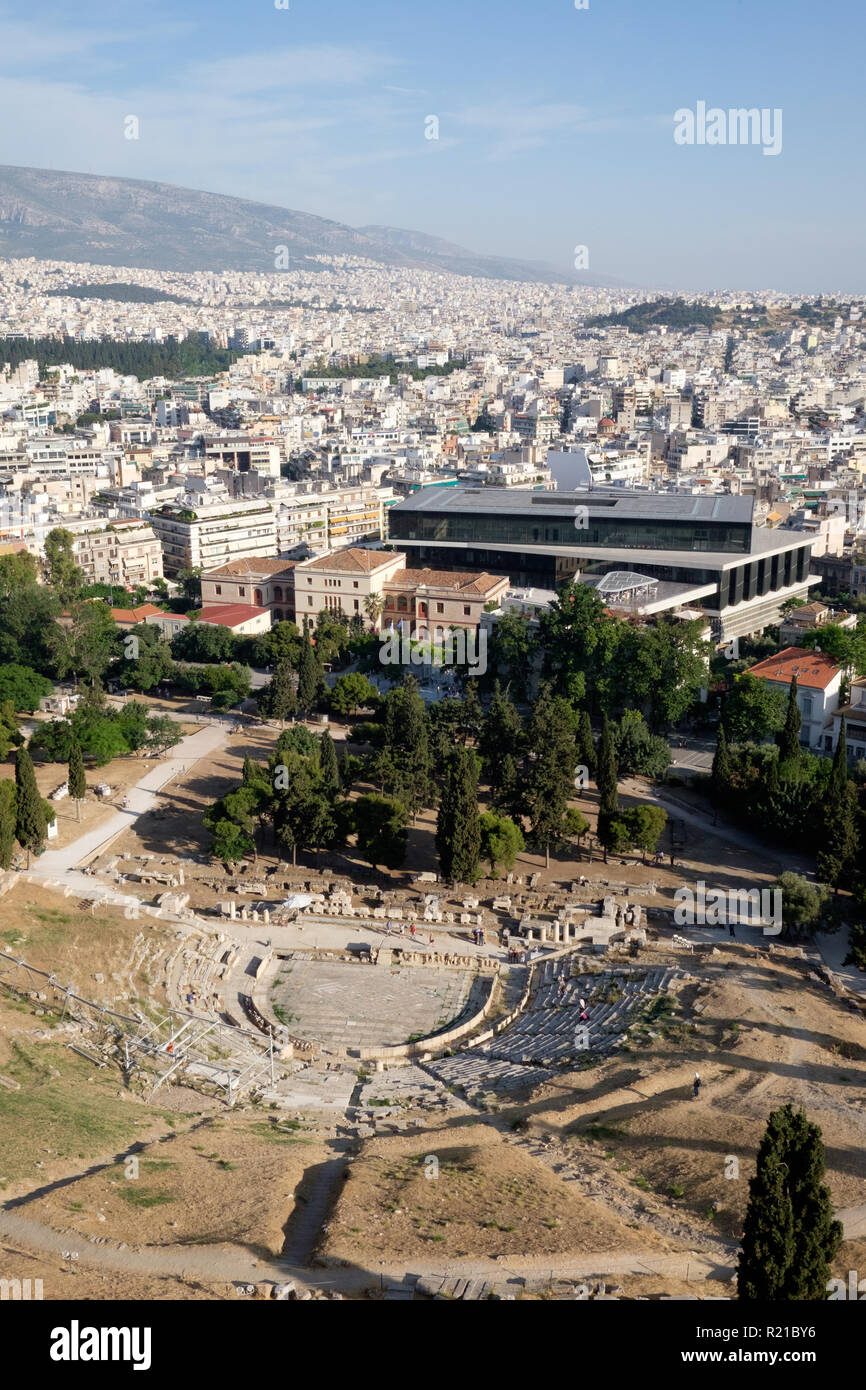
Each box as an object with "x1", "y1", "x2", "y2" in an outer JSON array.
[
  {"x1": 27, "y1": 1113, "x2": 326, "y2": 1258},
  {"x1": 323, "y1": 1121, "x2": 681, "y2": 1264}
]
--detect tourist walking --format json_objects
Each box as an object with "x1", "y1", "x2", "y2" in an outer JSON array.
[{"x1": 693, "y1": 1072, "x2": 702, "y2": 1100}]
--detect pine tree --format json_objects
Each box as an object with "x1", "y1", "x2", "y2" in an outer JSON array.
[
  {"x1": 14, "y1": 746, "x2": 46, "y2": 865},
  {"x1": 777, "y1": 675, "x2": 802, "y2": 763},
  {"x1": 319, "y1": 729, "x2": 340, "y2": 796},
  {"x1": 738, "y1": 1105, "x2": 842, "y2": 1300},
  {"x1": 68, "y1": 737, "x2": 86, "y2": 822},
  {"x1": 435, "y1": 747, "x2": 480, "y2": 884},
  {"x1": 595, "y1": 714, "x2": 620, "y2": 860}
]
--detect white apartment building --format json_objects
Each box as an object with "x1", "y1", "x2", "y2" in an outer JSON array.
[
  {"x1": 69, "y1": 519, "x2": 164, "y2": 587},
  {"x1": 273, "y1": 483, "x2": 394, "y2": 555},
  {"x1": 204, "y1": 436, "x2": 283, "y2": 479},
  {"x1": 666, "y1": 431, "x2": 731, "y2": 472},
  {"x1": 151, "y1": 497, "x2": 276, "y2": 575}
]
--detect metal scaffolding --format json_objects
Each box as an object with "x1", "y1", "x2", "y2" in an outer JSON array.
[{"x1": 0, "y1": 948, "x2": 275, "y2": 1105}]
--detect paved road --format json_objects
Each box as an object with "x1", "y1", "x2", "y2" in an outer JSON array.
[{"x1": 667, "y1": 735, "x2": 714, "y2": 773}]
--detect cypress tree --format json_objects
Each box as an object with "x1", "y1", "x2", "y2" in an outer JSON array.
[
  {"x1": 595, "y1": 714, "x2": 619, "y2": 859},
  {"x1": 68, "y1": 737, "x2": 86, "y2": 822},
  {"x1": 379, "y1": 680, "x2": 432, "y2": 817},
  {"x1": 818, "y1": 716, "x2": 859, "y2": 890},
  {"x1": 478, "y1": 681, "x2": 523, "y2": 794},
  {"x1": 765, "y1": 753, "x2": 780, "y2": 796},
  {"x1": 339, "y1": 746, "x2": 355, "y2": 792},
  {"x1": 526, "y1": 684, "x2": 577, "y2": 868},
  {"x1": 777, "y1": 675, "x2": 801, "y2": 763},
  {"x1": 817, "y1": 785, "x2": 859, "y2": 892},
  {"x1": 710, "y1": 723, "x2": 732, "y2": 821},
  {"x1": 435, "y1": 747, "x2": 480, "y2": 884},
  {"x1": 784, "y1": 1108, "x2": 844, "y2": 1300},
  {"x1": 14, "y1": 746, "x2": 46, "y2": 864},
  {"x1": 319, "y1": 728, "x2": 340, "y2": 796},
  {"x1": 0, "y1": 781, "x2": 16, "y2": 869},
  {"x1": 494, "y1": 752, "x2": 524, "y2": 824},
  {"x1": 296, "y1": 639, "x2": 320, "y2": 716},
  {"x1": 829, "y1": 716, "x2": 849, "y2": 799},
  {"x1": 738, "y1": 1105, "x2": 842, "y2": 1301},
  {"x1": 738, "y1": 1107, "x2": 797, "y2": 1301},
  {"x1": 262, "y1": 660, "x2": 298, "y2": 722},
  {"x1": 576, "y1": 709, "x2": 597, "y2": 779}
]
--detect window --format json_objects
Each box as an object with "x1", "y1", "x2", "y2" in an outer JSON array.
[
  {"x1": 353, "y1": 581, "x2": 359, "y2": 589},
  {"x1": 436, "y1": 602, "x2": 444, "y2": 614},
  {"x1": 239, "y1": 587, "x2": 245, "y2": 596},
  {"x1": 308, "y1": 596, "x2": 314, "y2": 606},
  {"x1": 307, "y1": 577, "x2": 313, "y2": 584},
  {"x1": 215, "y1": 585, "x2": 222, "y2": 594},
  {"x1": 354, "y1": 599, "x2": 359, "y2": 611},
  {"x1": 463, "y1": 605, "x2": 471, "y2": 616}
]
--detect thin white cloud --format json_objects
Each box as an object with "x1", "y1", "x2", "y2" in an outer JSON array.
[{"x1": 183, "y1": 46, "x2": 395, "y2": 96}]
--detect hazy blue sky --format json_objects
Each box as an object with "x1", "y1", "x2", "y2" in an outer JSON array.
[{"x1": 0, "y1": 0, "x2": 863, "y2": 290}]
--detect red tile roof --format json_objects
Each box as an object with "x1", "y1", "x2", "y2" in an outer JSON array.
[
  {"x1": 298, "y1": 548, "x2": 405, "y2": 574},
  {"x1": 109, "y1": 603, "x2": 163, "y2": 623},
  {"x1": 197, "y1": 604, "x2": 270, "y2": 628},
  {"x1": 747, "y1": 646, "x2": 841, "y2": 691},
  {"x1": 385, "y1": 568, "x2": 508, "y2": 596},
  {"x1": 204, "y1": 557, "x2": 296, "y2": 578}
]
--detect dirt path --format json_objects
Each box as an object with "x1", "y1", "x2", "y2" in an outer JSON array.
[{"x1": 30, "y1": 723, "x2": 229, "y2": 884}]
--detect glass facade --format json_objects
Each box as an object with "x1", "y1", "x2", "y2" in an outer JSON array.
[{"x1": 390, "y1": 509, "x2": 752, "y2": 554}]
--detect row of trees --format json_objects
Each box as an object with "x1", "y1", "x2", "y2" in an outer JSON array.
[
  {"x1": 206, "y1": 675, "x2": 669, "y2": 882},
  {"x1": 710, "y1": 695, "x2": 863, "y2": 893},
  {"x1": 29, "y1": 684, "x2": 183, "y2": 767}
]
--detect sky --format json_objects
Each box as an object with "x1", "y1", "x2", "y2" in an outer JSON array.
[{"x1": 0, "y1": 0, "x2": 863, "y2": 292}]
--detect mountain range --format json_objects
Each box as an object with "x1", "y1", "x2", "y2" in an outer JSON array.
[{"x1": 0, "y1": 164, "x2": 622, "y2": 287}]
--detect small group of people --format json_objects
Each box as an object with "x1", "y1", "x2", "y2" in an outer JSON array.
[
  {"x1": 471, "y1": 926, "x2": 486, "y2": 947},
  {"x1": 384, "y1": 920, "x2": 435, "y2": 946},
  {"x1": 507, "y1": 945, "x2": 529, "y2": 964}
]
